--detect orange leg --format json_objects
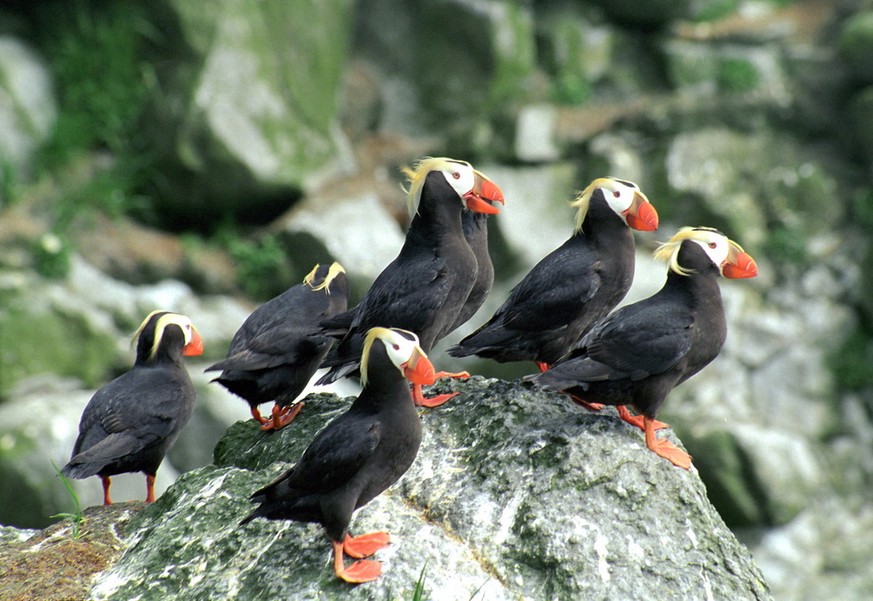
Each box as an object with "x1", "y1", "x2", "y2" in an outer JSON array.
[
  {"x1": 568, "y1": 393, "x2": 605, "y2": 412},
  {"x1": 644, "y1": 416, "x2": 691, "y2": 469},
  {"x1": 145, "y1": 473, "x2": 156, "y2": 503},
  {"x1": 250, "y1": 406, "x2": 269, "y2": 425},
  {"x1": 101, "y1": 475, "x2": 113, "y2": 506},
  {"x1": 412, "y1": 370, "x2": 470, "y2": 408},
  {"x1": 536, "y1": 362, "x2": 550, "y2": 373},
  {"x1": 616, "y1": 405, "x2": 669, "y2": 431},
  {"x1": 261, "y1": 402, "x2": 305, "y2": 431},
  {"x1": 343, "y1": 531, "x2": 391, "y2": 558},
  {"x1": 332, "y1": 540, "x2": 382, "y2": 584}
]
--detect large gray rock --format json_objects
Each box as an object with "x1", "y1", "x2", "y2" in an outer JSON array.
[
  {"x1": 72, "y1": 378, "x2": 770, "y2": 600},
  {"x1": 149, "y1": 0, "x2": 357, "y2": 224},
  {"x1": 0, "y1": 36, "x2": 56, "y2": 206}
]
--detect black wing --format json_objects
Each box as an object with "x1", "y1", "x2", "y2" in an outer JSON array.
[
  {"x1": 350, "y1": 250, "x2": 451, "y2": 336},
  {"x1": 251, "y1": 413, "x2": 381, "y2": 499},
  {"x1": 581, "y1": 301, "x2": 695, "y2": 380},
  {"x1": 64, "y1": 368, "x2": 190, "y2": 474}
]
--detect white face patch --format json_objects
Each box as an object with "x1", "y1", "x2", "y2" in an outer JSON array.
[
  {"x1": 440, "y1": 161, "x2": 476, "y2": 201},
  {"x1": 145, "y1": 313, "x2": 197, "y2": 359},
  {"x1": 600, "y1": 178, "x2": 639, "y2": 217},
  {"x1": 380, "y1": 329, "x2": 423, "y2": 371},
  {"x1": 691, "y1": 232, "x2": 730, "y2": 272}
]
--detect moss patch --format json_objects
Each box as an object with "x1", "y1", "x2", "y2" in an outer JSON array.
[{"x1": 0, "y1": 503, "x2": 145, "y2": 601}]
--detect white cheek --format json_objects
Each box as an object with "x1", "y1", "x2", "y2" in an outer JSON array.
[
  {"x1": 700, "y1": 242, "x2": 728, "y2": 266},
  {"x1": 604, "y1": 189, "x2": 633, "y2": 215}
]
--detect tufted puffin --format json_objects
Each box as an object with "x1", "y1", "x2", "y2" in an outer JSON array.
[
  {"x1": 206, "y1": 262, "x2": 348, "y2": 430},
  {"x1": 448, "y1": 177, "x2": 658, "y2": 379},
  {"x1": 62, "y1": 311, "x2": 203, "y2": 504},
  {"x1": 318, "y1": 157, "x2": 504, "y2": 407},
  {"x1": 529, "y1": 227, "x2": 758, "y2": 469},
  {"x1": 444, "y1": 206, "x2": 497, "y2": 336},
  {"x1": 241, "y1": 327, "x2": 436, "y2": 583}
]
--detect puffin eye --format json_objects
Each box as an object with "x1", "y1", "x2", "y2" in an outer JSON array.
[
  {"x1": 613, "y1": 190, "x2": 621, "y2": 198},
  {"x1": 392, "y1": 344, "x2": 400, "y2": 351},
  {"x1": 451, "y1": 172, "x2": 461, "y2": 180},
  {"x1": 709, "y1": 242, "x2": 718, "y2": 249}
]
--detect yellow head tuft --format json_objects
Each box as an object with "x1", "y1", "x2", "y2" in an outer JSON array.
[
  {"x1": 131, "y1": 311, "x2": 195, "y2": 359},
  {"x1": 569, "y1": 177, "x2": 643, "y2": 233},
  {"x1": 653, "y1": 226, "x2": 725, "y2": 276},
  {"x1": 360, "y1": 326, "x2": 392, "y2": 387},
  {"x1": 303, "y1": 261, "x2": 346, "y2": 293},
  {"x1": 401, "y1": 157, "x2": 472, "y2": 217}
]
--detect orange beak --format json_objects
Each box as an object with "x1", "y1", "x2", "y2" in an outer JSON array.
[
  {"x1": 464, "y1": 172, "x2": 504, "y2": 215},
  {"x1": 722, "y1": 246, "x2": 758, "y2": 279},
  {"x1": 183, "y1": 327, "x2": 204, "y2": 356},
  {"x1": 401, "y1": 348, "x2": 436, "y2": 385},
  {"x1": 623, "y1": 192, "x2": 659, "y2": 231}
]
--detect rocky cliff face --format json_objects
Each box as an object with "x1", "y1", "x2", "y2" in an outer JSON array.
[{"x1": 1, "y1": 380, "x2": 770, "y2": 601}]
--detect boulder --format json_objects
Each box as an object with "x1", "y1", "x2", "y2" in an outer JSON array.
[
  {"x1": 0, "y1": 35, "x2": 56, "y2": 205},
  {"x1": 4, "y1": 378, "x2": 771, "y2": 600},
  {"x1": 147, "y1": 0, "x2": 357, "y2": 226}
]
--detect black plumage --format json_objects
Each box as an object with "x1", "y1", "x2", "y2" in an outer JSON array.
[
  {"x1": 446, "y1": 208, "x2": 496, "y2": 335},
  {"x1": 206, "y1": 262, "x2": 348, "y2": 430},
  {"x1": 450, "y1": 177, "x2": 658, "y2": 370},
  {"x1": 62, "y1": 311, "x2": 203, "y2": 504},
  {"x1": 530, "y1": 227, "x2": 758, "y2": 469},
  {"x1": 241, "y1": 327, "x2": 436, "y2": 584},
  {"x1": 318, "y1": 157, "x2": 503, "y2": 407}
]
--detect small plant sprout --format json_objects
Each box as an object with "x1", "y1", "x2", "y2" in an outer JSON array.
[{"x1": 51, "y1": 460, "x2": 85, "y2": 539}]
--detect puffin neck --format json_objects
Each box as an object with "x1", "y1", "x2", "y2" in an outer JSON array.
[
  {"x1": 664, "y1": 243, "x2": 724, "y2": 301},
  {"x1": 357, "y1": 345, "x2": 411, "y2": 405},
  {"x1": 406, "y1": 172, "x2": 464, "y2": 244},
  {"x1": 578, "y1": 194, "x2": 632, "y2": 243},
  {"x1": 135, "y1": 325, "x2": 186, "y2": 366}
]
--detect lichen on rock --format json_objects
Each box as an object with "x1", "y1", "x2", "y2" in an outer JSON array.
[{"x1": 74, "y1": 377, "x2": 771, "y2": 600}]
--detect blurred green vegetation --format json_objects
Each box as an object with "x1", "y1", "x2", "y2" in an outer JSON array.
[{"x1": 28, "y1": 0, "x2": 162, "y2": 229}]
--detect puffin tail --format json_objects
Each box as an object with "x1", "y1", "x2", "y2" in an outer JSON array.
[
  {"x1": 61, "y1": 460, "x2": 100, "y2": 480},
  {"x1": 446, "y1": 342, "x2": 473, "y2": 358}
]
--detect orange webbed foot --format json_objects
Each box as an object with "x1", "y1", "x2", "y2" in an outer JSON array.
[
  {"x1": 644, "y1": 416, "x2": 691, "y2": 469},
  {"x1": 250, "y1": 406, "x2": 269, "y2": 425},
  {"x1": 333, "y1": 540, "x2": 382, "y2": 583},
  {"x1": 569, "y1": 393, "x2": 605, "y2": 412},
  {"x1": 260, "y1": 402, "x2": 304, "y2": 431},
  {"x1": 343, "y1": 531, "x2": 391, "y2": 558},
  {"x1": 412, "y1": 383, "x2": 461, "y2": 408},
  {"x1": 617, "y1": 405, "x2": 669, "y2": 431},
  {"x1": 415, "y1": 391, "x2": 460, "y2": 408},
  {"x1": 434, "y1": 370, "x2": 469, "y2": 381},
  {"x1": 338, "y1": 559, "x2": 382, "y2": 583}
]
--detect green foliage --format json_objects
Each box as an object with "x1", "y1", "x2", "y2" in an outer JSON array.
[
  {"x1": 411, "y1": 561, "x2": 428, "y2": 601},
  {"x1": 830, "y1": 329, "x2": 873, "y2": 392},
  {"x1": 717, "y1": 58, "x2": 760, "y2": 92},
  {"x1": 225, "y1": 233, "x2": 293, "y2": 300},
  {"x1": 31, "y1": 0, "x2": 160, "y2": 230},
  {"x1": 764, "y1": 223, "x2": 807, "y2": 265},
  {"x1": 32, "y1": 232, "x2": 71, "y2": 279},
  {"x1": 550, "y1": 71, "x2": 592, "y2": 105},
  {"x1": 50, "y1": 461, "x2": 84, "y2": 539},
  {"x1": 692, "y1": 0, "x2": 741, "y2": 23},
  {"x1": 36, "y1": 1, "x2": 153, "y2": 166}
]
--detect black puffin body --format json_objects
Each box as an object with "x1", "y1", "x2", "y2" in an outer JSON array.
[
  {"x1": 449, "y1": 177, "x2": 658, "y2": 371},
  {"x1": 318, "y1": 157, "x2": 504, "y2": 407},
  {"x1": 531, "y1": 227, "x2": 758, "y2": 469},
  {"x1": 62, "y1": 311, "x2": 203, "y2": 504},
  {"x1": 242, "y1": 327, "x2": 436, "y2": 584},
  {"x1": 206, "y1": 263, "x2": 348, "y2": 430},
  {"x1": 446, "y1": 209, "x2": 495, "y2": 334}
]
